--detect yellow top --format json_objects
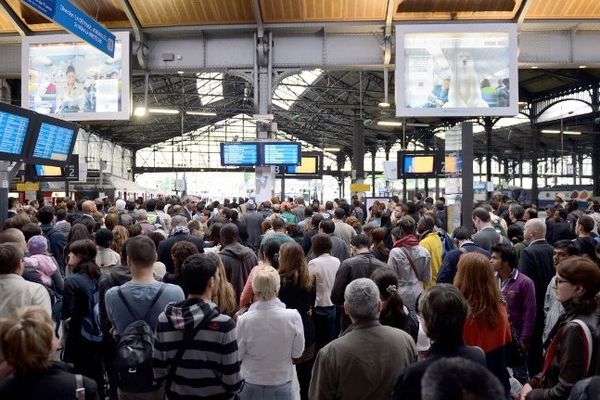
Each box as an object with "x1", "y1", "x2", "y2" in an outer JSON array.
[{"x1": 420, "y1": 232, "x2": 442, "y2": 287}]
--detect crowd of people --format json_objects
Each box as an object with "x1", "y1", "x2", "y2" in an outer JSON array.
[{"x1": 0, "y1": 192, "x2": 599, "y2": 400}]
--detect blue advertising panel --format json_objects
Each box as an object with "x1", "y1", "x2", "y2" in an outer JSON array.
[{"x1": 22, "y1": 0, "x2": 115, "y2": 57}]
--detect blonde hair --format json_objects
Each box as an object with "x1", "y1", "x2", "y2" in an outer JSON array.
[
  {"x1": 0, "y1": 306, "x2": 54, "y2": 374},
  {"x1": 252, "y1": 265, "x2": 280, "y2": 301},
  {"x1": 209, "y1": 253, "x2": 238, "y2": 316}
]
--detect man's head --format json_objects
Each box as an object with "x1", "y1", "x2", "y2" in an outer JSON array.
[
  {"x1": 343, "y1": 278, "x2": 380, "y2": 322},
  {"x1": 271, "y1": 217, "x2": 286, "y2": 232},
  {"x1": 350, "y1": 234, "x2": 371, "y2": 255},
  {"x1": 523, "y1": 218, "x2": 546, "y2": 242},
  {"x1": 183, "y1": 196, "x2": 199, "y2": 212},
  {"x1": 220, "y1": 223, "x2": 240, "y2": 245},
  {"x1": 0, "y1": 243, "x2": 24, "y2": 275},
  {"x1": 421, "y1": 358, "x2": 505, "y2": 400},
  {"x1": 145, "y1": 199, "x2": 157, "y2": 212},
  {"x1": 81, "y1": 200, "x2": 96, "y2": 215},
  {"x1": 471, "y1": 208, "x2": 491, "y2": 230},
  {"x1": 125, "y1": 235, "x2": 157, "y2": 268},
  {"x1": 451, "y1": 226, "x2": 472, "y2": 244},
  {"x1": 319, "y1": 219, "x2": 335, "y2": 234},
  {"x1": 37, "y1": 206, "x2": 54, "y2": 225},
  {"x1": 181, "y1": 253, "x2": 219, "y2": 296},
  {"x1": 490, "y1": 243, "x2": 517, "y2": 273},
  {"x1": 311, "y1": 233, "x2": 332, "y2": 257},
  {"x1": 553, "y1": 239, "x2": 580, "y2": 266},
  {"x1": 393, "y1": 216, "x2": 416, "y2": 240},
  {"x1": 171, "y1": 215, "x2": 188, "y2": 228},
  {"x1": 0, "y1": 228, "x2": 27, "y2": 251},
  {"x1": 334, "y1": 208, "x2": 346, "y2": 220},
  {"x1": 509, "y1": 204, "x2": 524, "y2": 222},
  {"x1": 576, "y1": 214, "x2": 595, "y2": 236},
  {"x1": 418, "y1": 284, "x2": 468, "y2": 345},
  {"x1": 417, "y1": 215, "x2": 436, "y2": 234}
]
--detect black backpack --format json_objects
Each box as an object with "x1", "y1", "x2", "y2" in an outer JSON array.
[{"x1": 114, "y1": 284, "x2": 166, "y2": 393}]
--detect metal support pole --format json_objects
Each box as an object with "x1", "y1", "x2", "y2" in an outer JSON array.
[
  {"x1": 529, "y1": 105, "x2": 539, "y2": 207},
  {"x1": 592, "y1": 86, "x2": 600, "y2": 197},
  {"x1": 462, "y1": 123, "x2": 474, "y2": 232},
  {"x1": 371, "y1": 146, "x2": 376, "y2": 197},
  {"x1": 484, "y1": 117, "x2": 493, "y2": 182}
]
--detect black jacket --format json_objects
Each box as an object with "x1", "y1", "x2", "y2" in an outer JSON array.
[
  {"x1": 157, "y1": 233, "x2": 204, "y2": 273},
  {"x1": 0, "y1": 362, "x2": 99, "y2": 400}
]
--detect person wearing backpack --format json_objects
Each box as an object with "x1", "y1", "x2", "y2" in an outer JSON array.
[
  {"x1": 153, "y1": 253, "x2": 243, "y2": 399},
  {"x1": 61, "y1": 238, "x2": 104, "y2": 398},
  {"x1": 105, "y1": 235, "x2": 184, "y2": 399},
  {"x1": 38, "y1": 205, "x2": 68, "y2": 276}
]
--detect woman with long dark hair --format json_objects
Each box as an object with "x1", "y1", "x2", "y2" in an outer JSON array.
[
  {"x1": 278, "y1": 242, "x2": 316, "y2": 400},
  {"x1": 61, "y1": 238, "x2": 104, "y2": 398},
  {"x1": 239, "y1": 237, "x2": 281, "y2": 308},
  {"x1": 521, "y1": 257, "x2": 600, "y2": 400},
  {"x1": 454, "y1": 252, "x2": 512, "y2": 396}
]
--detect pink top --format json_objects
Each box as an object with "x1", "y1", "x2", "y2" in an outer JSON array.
[
  {"x1": 240, "y1": 265, "x2": 259, "y2": 307},
  {"x1": 24, "y1": 254, "x2": 57, "y2": 287}
]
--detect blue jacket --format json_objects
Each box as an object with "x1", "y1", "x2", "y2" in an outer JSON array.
[{"x1": 436, "y1": 242, "x2": 490, "y2": 284}]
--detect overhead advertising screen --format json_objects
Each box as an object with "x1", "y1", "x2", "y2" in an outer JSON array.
[
  {"x1": 36, "y1": 164, "x2": 63, "y2": 177},
  {"x1": 288, "y1": 155, "x2": 318, "y2": 174},
  {"x1": 220, "y1": 143, "x2": 258, "y2": 166},
  {"x1": 22, "y1": 32, "x2": 130, "y2": 121},
  {"x1": 0, "y1": 102, "x2": 34, "y2": 161},
  {"x1": 403, "y1": 155, "x2": 435, "y2": 174},
  {"x1": 261, "y1": 142, "x2": 301, "y2": 166},
  {"x1": 27, "y1": 116, "x2": 78, "y2": 166},
  {"x1": 395, "y1": 24, "x2": 518, "y2": 117}
]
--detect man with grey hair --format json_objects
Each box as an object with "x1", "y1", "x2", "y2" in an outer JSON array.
[
  {"x1": 309, "y1": 278, "x2": 417, "y2": 399},
  {"x1": 180, "y1": 195, "x2": 199, "y2": 221},
  {"x1": 517, "y1": 217, "x2": 554, "y2": 376},
  {"x1": 157, "y1": 215, "x2": 204, "y2": 273}
]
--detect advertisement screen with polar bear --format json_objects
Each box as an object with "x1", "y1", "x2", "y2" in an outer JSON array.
[{"x1": 395, "y1": 24, "x2": 518, "y2": 117}]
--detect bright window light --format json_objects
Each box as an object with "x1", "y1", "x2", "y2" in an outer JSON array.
[
  {"x1": 273, "y1": 69, "x2": 322, "y2": 110},
  {"x1": 196, "y1": 73, "x2": 224, "y2": 106}
]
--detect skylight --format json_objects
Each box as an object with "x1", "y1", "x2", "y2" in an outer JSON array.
[
  {"x1": 196, "y1": 72, "x2": 224, "y2": 105},
  {"x1": 273, "y1": 69, "x2": 323, "y2": 110}
]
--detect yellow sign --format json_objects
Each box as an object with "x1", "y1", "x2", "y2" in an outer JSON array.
[
  {"x1": 17, "y1": 182, "x2": 40, "y2": 192},
  {"x1": 350, "y1": 183, "x2": 371, "y2": 192}
]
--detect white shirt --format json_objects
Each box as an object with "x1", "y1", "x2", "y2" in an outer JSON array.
[
  {"x1": 308, "y1": 253, "x2": 340, "y2": 307},
  {"x1": 236, "y1": 298, "x2": 304, "y2": 385},
  {"x1": 0, "y1": 274, "x2": 52, "y2": 319}
]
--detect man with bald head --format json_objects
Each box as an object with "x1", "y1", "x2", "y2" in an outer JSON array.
[{"x1": 517, "y1": 218, "x2": 554, "y2": 376}]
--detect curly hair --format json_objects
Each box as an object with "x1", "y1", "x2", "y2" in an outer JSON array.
[{"x1": 171, "y1": 240, "x2": 199, "y2": 275}]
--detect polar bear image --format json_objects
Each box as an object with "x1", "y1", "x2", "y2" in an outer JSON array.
[{"x1": 443, "y1": 52, "x2": 489, "y2": 108}]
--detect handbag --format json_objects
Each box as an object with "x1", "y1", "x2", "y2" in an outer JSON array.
[
  {"x1": 400, "y1": 247, "x2": 422, "y2": 282},
  {"x1": 506, "y1": 323, "x2": 525, "y2": 368}
]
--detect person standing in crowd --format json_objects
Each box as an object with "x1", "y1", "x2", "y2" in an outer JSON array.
[
  {"x1": 509, "y1": 204, "x2": 527, "y2": 230},
  {"x1": 388, "y1": 217, "x2": 432, "y2": 312},
  {"x1": 38, "y1": 205, "x2": 68, "y2": 275},
  {"x1": 454, "y1": 252, "x2": 512, "y2": 395},
  {"x1": 179, "y1": 195, "x2": 199, "y2": 222},
  {"x1": 309, "y1": 278, "x2": 417, "y2": 399},
  {"x1": 371, "y1": 267, "x2": 419, "y2": 341},
  {"x1": 573, "y1": 215, "x2": 597, "y2": 260},
  {"x1": 332, "y1": 208, "x2": 356, "y2": 246},
  {"x1": 437, "y1": 226, "x2": 490, "y2": 284},
  {"x1": 518, "y1": 218, "x2": 555, "y2": 376},
  {"x1": 0, "y1": 306, "x2": 100, "y2": 399},
  {"x1": 239, "y1": 237, "x2": 281, "y2": 308},
  {"x1": 153, "y1": 253, "x2": 243, "y2": 399},
  {"x1": 61, "y1": 239, "x2": 104, "y2": 398},
  {"x1": 157, "y1": 215, "x2": 204, "y2": 273},
  {"x1": 242, "y1": 201, "x2": 264, "y2": 251},
  {"x1": 521, "y1": 257, "x2": 600, "y2": 400},
  {"x1": 105, "y1": 235, "x2": 184, "y2": 399},
  {"x1": 219, "y1": 223, "x2": 259, "y2": 300},
  {"x1": 278, "y1": 242, "x2": 317, "y2": 400},
  {"x1": 237, "y1": 265, "x2": 304, "y2": 400},
  {"x1": 162, "y1": 240, "x2": 199, "y2": 295},
  {"x1": 547, "y1": 208, "x2": 575, "y2": 245},
  {"x1": 392, "y1": 284, "x2": 487, "y2": 400},
  {"x1": 472, "y1": 207, "x2": 510, "y2": 251},
  {"x1": 417, "y1": 215, "x2": 442, "y2": 285},
  {"x1": 331, "y1": 234, "x2": 386, "y2": 330},
  {"x1": 302, "y1": 214, "x2": 323, "y2": 255},
  {"x1": 94, "y1": 228, "x2": 121, "y2": 274},
  {"x1": 490, "y1": 243, "x2": 537, "y2": 384},
  {"x1": 370, "y1": 227, "x2": 389, "y2": 263}
]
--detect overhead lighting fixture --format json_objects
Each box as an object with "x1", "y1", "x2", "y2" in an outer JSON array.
[
  {"x1": 377, "y1": 120, "x2": 403, "y2": 127},
  {"x1": 541, "y1": 129, "x2": 582, "y2": 135},
  {"x1": 177, "y1": 70, "x2": 184, "y2": 74},
  {"x1": 518, "y1": 101, "x2": 528, "y2": 106},
  {"x1": 133, "y1": 107, "x2": 147, "y2": 117},
  {"x1": 378, "y1": 102, "x2": 391, "y2": 108},
  {"x1": 323, "y1": 147, "x2": 341, "y2": 152},
  {"x1": 531, "y1": 65, "x2": 539, "y2": 69},
  {"x1": 407, "y1": 122, "x2": 430, "y2": 128},
  {"x1": 148, "y1": 108, "x2": 180, "y2": 115},
  {"x1": 579, "y1": 65, "x2": 587, "y2": 69},
  {"x1": 186, "y1": 111, "x2": 217, "y2": 116}
]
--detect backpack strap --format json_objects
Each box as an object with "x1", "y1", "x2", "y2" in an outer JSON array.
[
  {"x1": 164, "y1": 307, "x2": 220, "y2": 393},
  {"x1": 75, "y1": 374, "x2": 86, "y2": 400},
  {"x1": 572, "y1": 319, "x2": 593, "y2": 375},
  {"x1": 400, "y1": 247, "x2": 422, "y2": 282},
  {"x1": 117, "y1": 283, "x2": 167, "y2": 322},
  {"x1": 459, "y1": 246, "x2": 468, "y2": 254},
  {"x1": 143, "y1": 284, "x2": 167, "y2": 321}
]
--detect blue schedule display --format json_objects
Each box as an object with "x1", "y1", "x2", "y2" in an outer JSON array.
[
  {"x1": 0, "y1": 111, "x2": 29, "y2": 156},
  {"x1": 262, "y1": 142, "x2": 300, "y2": 165},
  {"x1": 32, "y1": 122, "x2": 75, "y2": 161},
  {"x1": 220, "y1": 143, "x2": 258, "y2": 166}
]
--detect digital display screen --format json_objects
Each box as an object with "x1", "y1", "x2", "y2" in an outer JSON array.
[
  {"x1": 32, "y1": 122, "x2": 76, "y2": 162},
  {"x1": 444, "y1": 155, "x2": 463, "y2": 174},
  {"x1": 220, "y1": 143, "x2": 258, "y2": 166},
  {"x1": 0, "y1": 110, "x2": 30, "y2": 156},
  {"x1": 262, "y1": 142, "x2": 300, "y2": 165},
  {"x1": 288, "y1": 155, "x2": 318, "y2": 174},
  {"x1": 35, "y1": 165, "x2": 63, "y2": 177},
  {"x1": 23, "y1": 32, "x2": 130, "y2": 121},
  {"x1": 403, "y1": 155, "x2": 435, "y2": 174},
  {"x1": 395, "y1": 24, "x2": 518, "y2": 117}
]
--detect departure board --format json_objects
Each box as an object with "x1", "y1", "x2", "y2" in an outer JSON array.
[
  {"x1": 0, "y1": 110, "x2": 30, "y2": 157},
  {"x1": 220, "y1": 143, "x2": 258, "y2": 166},
  {"x1": 32, "y1": 122, "x2": 76, "y2": 162},
  {"x1": 261, "y1": 142, "x2": 300, "y2": 165}
]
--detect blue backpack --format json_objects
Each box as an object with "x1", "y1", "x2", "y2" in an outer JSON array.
[
  {"x1": 71, "y1": 274, "x2": 103, "y2": 343},
  {"x1": 438, "y1": 230, "x2": 456, "y2": 258}
]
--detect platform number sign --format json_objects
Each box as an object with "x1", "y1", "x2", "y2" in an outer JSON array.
[{"x1": 65, "y1": 154, "x2": 79, "y2": 181}]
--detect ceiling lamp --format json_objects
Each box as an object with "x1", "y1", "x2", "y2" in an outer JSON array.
[
  {"x1": 186, "y1": 111, "x2": 217, "y2": 116},
  {"x1": 377, "y1": 121, "x2": 403, "y2": 127},
  {"x1": 148, "y1": 108, "x2": 180, "y2": 114}
]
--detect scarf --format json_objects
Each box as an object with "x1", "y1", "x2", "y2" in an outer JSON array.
[
  {"x1": 171, "y1": 225, "x2": 190, "y2": 236},
  {"x1": 393, "y1": 233, "x2": 420, "y2": 248}
]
